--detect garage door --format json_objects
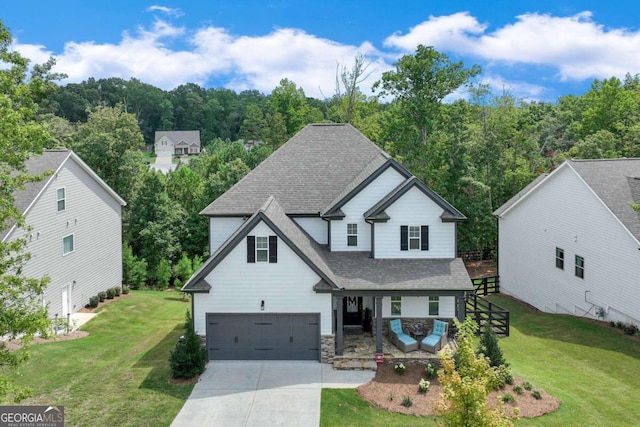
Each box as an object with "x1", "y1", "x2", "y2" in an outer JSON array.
[{"x1": 206, "y1": 313, "x2": 320, "y2": 361}]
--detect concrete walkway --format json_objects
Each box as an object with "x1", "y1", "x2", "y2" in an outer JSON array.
[{"x1": 170, "y1": 361, "x2": 375, "y2": 427}]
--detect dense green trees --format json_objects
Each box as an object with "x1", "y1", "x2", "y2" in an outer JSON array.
[{"x1": 0, "y1": 21, "x2": 58, "y2": 403}]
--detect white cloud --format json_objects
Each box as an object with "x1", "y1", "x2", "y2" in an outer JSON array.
[
  {"x1": 146, "y1": 5, "x2": 184, "y2": 18},
  {"x1": 384, "y1": 11, "x2": 640, "y2": 83}
]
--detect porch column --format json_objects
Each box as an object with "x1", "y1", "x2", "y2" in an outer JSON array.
[
  {"x1": 375, "y1": 296, "x2": 383, "y2": 354},
  {"x1": 336, "y1": 296, "x2": 344, "y2": 355},
  {"x1": 456, "y1": 294, "x2": 466, "y2": 321}
]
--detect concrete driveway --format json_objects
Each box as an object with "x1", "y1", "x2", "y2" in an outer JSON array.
[{"x1": 171, "y1": 361, "x2": 375, "y2": 427}]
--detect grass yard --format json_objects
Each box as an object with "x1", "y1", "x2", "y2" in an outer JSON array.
[
  {"x1": 9, "y1": 291, "x2": 193, "y2": 427},
  {"x1": 320, "y1": 295, "x2": 640, "y2": 427}
]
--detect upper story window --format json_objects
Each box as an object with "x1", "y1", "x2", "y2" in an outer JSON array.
[
  {"x1": 57, "y1": 188, "x2": 66, "y2": 212},
  {"x1": 428, "y1": 296, "x2": 439, "y2": 316},
  {"x1": 391, "y1": 296, "x2": 402, "y2": 316},
  {"x1": 556, "y1": 247, "x2": 564, "y2": 269},
  {"x1": 247, "y1": 235, "x2": 278, "y2": 263},
  {"x1": 63, "y1": 234, "x2": 74, "y2": 255},
  {"x1": 575, "y1": 255, "x2": 584, "y2": 279},
  {"x1": 400, "y1": 225, "x2": 429, "y2": 251},
  {"x1": 347, "y1": 223, "x2": 358, "y2": 247}
]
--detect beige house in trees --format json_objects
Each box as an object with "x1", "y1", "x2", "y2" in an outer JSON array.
[{"x1": 154, "y1": 131, "x2": 201, "y2": 156}]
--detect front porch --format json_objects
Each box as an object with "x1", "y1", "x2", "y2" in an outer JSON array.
[{"x1": 333, "y1": 333, "x2": 457, "y2": 369}]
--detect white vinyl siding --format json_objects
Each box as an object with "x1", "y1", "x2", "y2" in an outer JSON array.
[
  {"x1": 375, "y1": 187, "x2": 456, "y2": 258},
  {"x1": 193, "y1": 221, "x2": 332, "y2": 335},
  {"x1": 498, "y1": 164, "x2": 640, "y2": 325},
  {"x1": 382, "y1": 296, "x2": 455, "y2": 318},
  {"x1": 6, "y1": 156, "x2": 123, "y2": 318},
  {"x1": 209, "y1": 217, "x2": 246, "y2": 253},
  {"x1": 331, "y1": 167, "x2": 405, "y2": 251},
  {"x1": 292, "y1": 217, "x2": 327, "y2": 244}
]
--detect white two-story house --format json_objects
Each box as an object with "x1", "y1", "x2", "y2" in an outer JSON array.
[
  {"x1": 182, "y1": 124, "x2": 473, "y2": 362},
  {"x1": 1, "y1": 150, "x2": 126, "y2": 321}
]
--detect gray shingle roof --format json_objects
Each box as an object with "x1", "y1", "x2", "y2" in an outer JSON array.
[
  {"x1": 494, "y1": 158, "x2": 640, "y2": 241},
  {"x1": 154, "y1": 130, "x2": 201, "y2": 146},
  {"x1": 319, "y1": 250, "x2": 473, "y2": 291},
  {"x1": 200, "y1": 124, "x2": 389, "y2": 216},
  {"x1": 569, "y1": 159, "x2": 640, "y2": 240}
]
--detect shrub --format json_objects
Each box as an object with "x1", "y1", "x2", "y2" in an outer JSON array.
[
  {"x1": 106, "y1": 288, "x2": 116, "y2": 299},
  {"x1": 609, "y1": 321, "x2": 616, "y2": 328},
  {"x1": 114, "y1": 286, "x2": 121, "y2": 296},
  {"x1": 89, "y1": 296, "x2": 99, "y2": 308},
  {"x1": 418, "y1": 378, "x2": 431, "y2": 393},
  {"x1": 523, "y1": 381, "x2": 533, "y2": 391},
  {"x1": 122, "y1": 285, "x2": 130, "y2": 294},
  {"x1": 615, "y1": 321, "x2": 624, "y2": 329},
  {"x1": 532, "y1": 390, "x2": 542, "y2": 400},
  {"x1": 394, "y1": 363, "x2": 406, "y2": 374},
  {"x1": 424, "y1": 362, "x2": 438, "y2": 379},
  {"x1": 499, "y1": 393, "x2": 516, "y2": 404},
  {"x1": 156, "y1": 259, "x2": 172, "y2": 290},
  {"x1": 169, "y1": 310, "x2": 207, "y2": 379},
  {"x1": 513, "y1": 385, "x2": 524, "y2": 395},
  {"x1": 477, "y1": 322, "x2": 507, "y2": 368},
  {"x1": 98, "y1": 291, "x2": 107, "y2": 302},
  {"x1": 401, "y1": 395, "x2": 413, "y2": 407},
  {"x1": 623, "y1": 323, "x2": 639, "y2": 336}
]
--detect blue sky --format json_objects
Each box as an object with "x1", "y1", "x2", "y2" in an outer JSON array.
[{"x1": 3, "y1": 1, "x2": 639, "y2": 101}]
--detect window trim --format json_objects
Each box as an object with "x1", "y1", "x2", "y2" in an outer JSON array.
[
  {"x1": 57, "y1": 187, "x2": 66, "y2": 212},
  {"x1": 575, "y1": 255, "x2": 584, "y2": 279},
  {"x1": 428, "y1": 296, "x2": 440, "y2": 316},
  {"x1": 408, "y1": 225, "x2": 420, "y2": 250},
  {"x1": 63, "y1": 234, "x2": 74, "y2": 255},
  {"x1": 347, "y1": 223, "x2": 358, "y2": 247},
  {"x1": 400, "y1": 225, "x2": 429, "y2": 251},
  {"x1": 391, "y1": 296, "x2": 402, "y2": 316},
  {"x1": 556, "y1": 247, "x2": 564, "y2": 270},
  {"x1": 256, "y1": 236, "x2": 269, "y2": 262}
]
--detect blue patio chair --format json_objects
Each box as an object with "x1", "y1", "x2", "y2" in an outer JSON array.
[
  {"x1": 388, "y1": 319, "x2": 418, "y2": 352},
  {"x1": 420, "y1": 319, "x2": 449, "y2": 353}
]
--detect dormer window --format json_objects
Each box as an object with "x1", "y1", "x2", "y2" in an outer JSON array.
[
  {"x1": 57, "y1": 188, "x2": 66, "y2": 212},
  {"x1": 400, "y1": 225, "x2": 429, "y2": 251},
  {"x1": 347, "y1": 223, "x2": 358, "y2": 247},
  {"x1": 247, "y1": 235, "x2": 278, "y2": 263}
]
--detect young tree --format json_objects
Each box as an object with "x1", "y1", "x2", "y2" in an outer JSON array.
[
  {"x1": 436, "y1": 317, "x2": 517, "y2": 426},
  {"x1": 0, "y1": 20, "x2": 59, "y2": 403},
  {"x1": 477, "y1": 322, "x2": 507, "y2": 368},
  {"x1": 122, "y1": 243, "x2": 147, "y2": 289},
  {"x1": 155, "y1": 259, "x2": 172, "y2": 290}
]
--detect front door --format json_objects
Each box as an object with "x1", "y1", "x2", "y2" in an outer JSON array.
[
  {"x1": 61, "y1": 285, "x2": 70, "y2": 316},
  {"x1": 343, "y1": 296, "x2": 362, "y2": 325}
]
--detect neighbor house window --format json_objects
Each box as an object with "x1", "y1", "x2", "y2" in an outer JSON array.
[
  {"x1": 247, "y1": 236, "x2": 278, "y2": 263},
  {"x1": 391, "y1": 296, "x2": 402, "y2": 316},
  {"x1": 347, "y1": 223, "x2": 358, "y2": 247},
  {"x1": 57, "y1": 188, "x2": 66, "y2": 212},
  {"x1": 575, "y1": 255, "x2": 584, "y2": 279},
  {"x1": 556, "y1": 247, "x2": 564, "y2": 269},
  {"x1": 400, "y1": 225, "x2": 429, "y2": 251},
  {"x1": 428, "y1": 296, "x2": 440, "y2": 316},
  {"x1": 63, "y1": 234, "x2": 74, "y2": 255}
]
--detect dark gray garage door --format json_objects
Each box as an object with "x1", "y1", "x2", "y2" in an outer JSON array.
[{"x1": 206, "y1": 313, "x2": 320, "y2": 361}]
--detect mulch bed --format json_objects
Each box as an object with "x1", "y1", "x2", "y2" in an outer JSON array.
[{"x1": 357, "y1": 362, "x2": 559, "y2": 418}]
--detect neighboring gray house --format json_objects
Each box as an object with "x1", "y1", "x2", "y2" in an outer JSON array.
[
  {"x1": 2, "y1": 150, "x2": 126, "y2": 319},
  {"x1": 182, "y1": 124, "x2": 473, "y2": 362},
  {"x1": 154, "y1": 131, "x2": 201, "y2": 156},
  {"x1": 495, "y1": 159, "x2": 640, "y2": 327}
]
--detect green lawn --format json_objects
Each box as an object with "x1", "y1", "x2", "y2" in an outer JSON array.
[
  {"x1": 9, "y1": 291, "x2": 193, "y2": 427},
  {"x1": 321, "y1": 295, "x2": 640, "y2": 427}
]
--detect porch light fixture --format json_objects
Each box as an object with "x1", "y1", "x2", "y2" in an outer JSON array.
[{"x1": 261, "y1": 300, "x2": 265, "y2": 311}]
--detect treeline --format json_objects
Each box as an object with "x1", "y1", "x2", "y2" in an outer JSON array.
[{"x1": 36, "y1": 45, "x2": 640, "y2": 288}]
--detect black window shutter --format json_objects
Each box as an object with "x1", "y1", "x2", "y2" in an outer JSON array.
[
  {"x1": 421, "y1": 225, "x2": 429, "y2": 251},
  {"x1": 247, "y1": 236, "x2": 255, "y2": 263},
  {"x1": 269, "y1": 236, "x2": 278, "y2": 263},
  {"x1": 400, "y1": 226, "x2": 408, "y2": 251}
]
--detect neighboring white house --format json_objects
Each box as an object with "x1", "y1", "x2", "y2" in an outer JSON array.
[
  {"x1": 182, "y1": 124, "x2": 473, "y2": 362},
  {"x1": 154, "y1": 131, "x2": 201, "y2": 156},
  {"x1": 1, "y1": 150, "x2": 126, "y2": 320},
  {"x1": 494, "y1": 158, "x2": 640, "y2": 327}
]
